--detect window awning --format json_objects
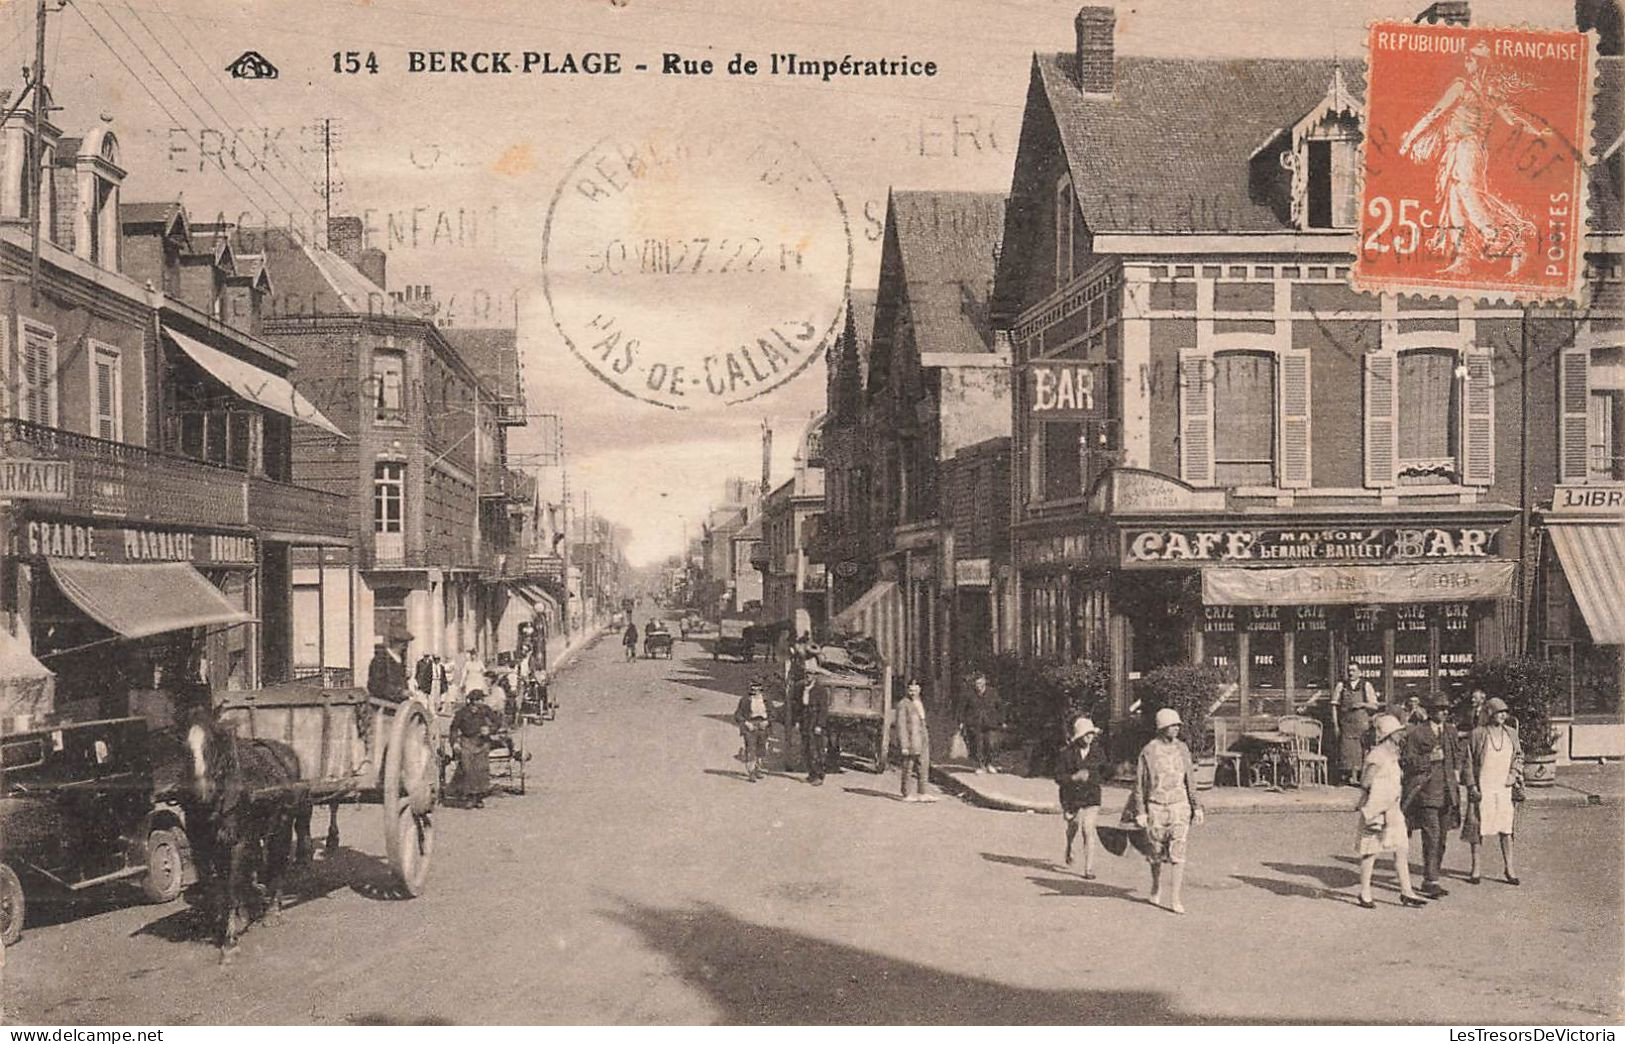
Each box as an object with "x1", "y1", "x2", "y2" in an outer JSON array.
[
  {"x1": 164, "y1": 326, "x2": 346, "y2": 438},
  {"x1": 1201, "y1": 561, "x2": 1516, "y2": 607},
  {"x1": 1548, "y1": 522, "x2": 1625, "y2": 644},
  {"x1": 509, "y1": 581, "x2": 560, "y2": 619},
  {"x1": 46, "y1": 559, "x2": 254, "y2": 639},
  {"x1": 831, "y1": 580, "x2": 904, "y2": 671}
]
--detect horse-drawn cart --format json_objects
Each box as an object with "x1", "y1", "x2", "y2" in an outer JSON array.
[
  {"x1": 787, "y1": 639, "x2": 892, "y2": 773},
  {"x1": 213, "y1": 684, "x2": 437, "y2": 896},
  {"x1": 644, "y1": 625, "x2": 674, "y2": 659}
]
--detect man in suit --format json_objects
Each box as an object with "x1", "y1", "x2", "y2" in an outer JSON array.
[{"x1": 1402, "y1": 691, "x2": 1465, "y2": 897}]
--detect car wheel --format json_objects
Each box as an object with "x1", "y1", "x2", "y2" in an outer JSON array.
[
  {"x1": 0, "y1": 863, "x2": 24, "y2": 946},
  {"x1": 141, "y1": 828, "x2": 186, "y2": 904}
]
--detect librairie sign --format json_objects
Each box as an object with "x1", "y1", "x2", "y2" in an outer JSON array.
[
  {"x1": 1026, "y1": 362, "x2": 1096, "y2": 420},
  {"x1": 0, "y1": 459, "x2": 71, "y2": 500},
  {"x1": 1551, "y1": 485, "x2": 1625, "y2": 515},
  {"x1": 1124, "y1": 525, "x2": 1498, "y2": 566}
]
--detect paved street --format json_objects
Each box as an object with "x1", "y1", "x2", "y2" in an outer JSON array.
[{"x1": 6, "y1": 632, "x2": 1621, "y2": 1026}]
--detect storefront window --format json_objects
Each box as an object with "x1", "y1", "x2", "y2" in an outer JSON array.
[
  {"x1": 1348, "y1": 607, "x2": 1385, "y2": 694},
  {"x1": 1436, "y1": 602, "x2": 1474, "y2": 691},
  {"x1": 1041, "y1": 422, "x2": 1083, "y2": 501},
  {"x1": 1202, "y1": 605, "x2": 1240, "y2": 698},
  {"x1": 1247, "y1": 606, "x2": 1286, "y2": 715},
  {"x1": 1398, "y1": 348, "x2": 1460, "y2": 482},
  {"x1": 1393, "y1": 604, "x2": 1431, "y2": 700},
  {"x1": 1292, "y1": 606, "x2": 1332, "y2": 695}
]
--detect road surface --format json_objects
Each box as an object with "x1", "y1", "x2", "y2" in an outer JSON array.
[{"x1": 6, "y1": 631, "x2": 1621, "y2": 1024}]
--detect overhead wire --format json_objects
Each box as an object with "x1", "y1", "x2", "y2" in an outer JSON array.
[{"x1": 82, "y1": 0, "x2": 316, "y2": 226}]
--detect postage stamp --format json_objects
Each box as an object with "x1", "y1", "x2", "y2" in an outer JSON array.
[
  {"x1": 541, "y1": 127, "x2": 852, "y2": 410},
  {"x1": 1354, "y1": 20, "x2": 1596, "y2": 303}
]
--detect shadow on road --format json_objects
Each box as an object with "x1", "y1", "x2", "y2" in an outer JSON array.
[
  {"x1": 1263, "y1": 861, "x2": 1360, "y2": 889},
  {"x1": 980, "y1": 852, "x2": 1061, "y2": 873},
  {"x1": 600, "y1": 898, "x2": 1241, "y2": 1024},
  {"x1": 1229, "y1": 874, "x2": 1334, "y2": 902},
  {"x1": 841, "y1": 786, "x2": 906, "y2": 803},
  {"x1": 1026, "y1": 874, "x2": 1142, "y2": 904}
]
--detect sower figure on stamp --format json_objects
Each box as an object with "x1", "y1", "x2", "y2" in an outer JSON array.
[
  {"x1": 1401, "y1": 692, "x2": 1466, "y2": 897},
  {"x1": 1398, "y1": 40, "x2": 1551, "y2": 278}
]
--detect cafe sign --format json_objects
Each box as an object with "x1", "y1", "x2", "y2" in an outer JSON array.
[
  {"x1": 1026, "y1": 362, "x2": 1098, "y2": 420},
  {"x1": 1124, "y1": 525, "x2": 1498, "y2": 567},
  {"x1": 0, "y1": 459, "x2": 71, "y2": 500},
  {"x1": 18, "y1": 520, "x2": 256, "y2": 567}
]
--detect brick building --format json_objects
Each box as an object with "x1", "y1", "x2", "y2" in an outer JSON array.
[{"x1": 992, "y1": 5, "x2": 1623, "y2": 747}]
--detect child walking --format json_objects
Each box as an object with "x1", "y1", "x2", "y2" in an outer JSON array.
[
  {"x1": 895, "y1": 680, "x2": 936, "y2": 802},
  {"x1": 734, "y1": 680, "x2": 771, "y2": 782}
]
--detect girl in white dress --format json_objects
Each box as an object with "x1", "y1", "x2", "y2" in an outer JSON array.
[
  {"x1": 1463, "y1": 697, "x2": 1524, "y2": 885},
  {"x1": 1356, "y1": 714, "x2": 1429, "y2": 909}
]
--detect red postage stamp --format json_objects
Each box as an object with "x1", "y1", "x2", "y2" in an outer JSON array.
[{"x1": 1354, "y1": 21, "x2": 1596, "y2": 302}]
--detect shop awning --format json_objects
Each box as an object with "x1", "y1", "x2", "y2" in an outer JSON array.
[
  {"x1": 46, "y1": 559, "x2": 254, "y2": 639},
  {"x1": 510, "y1": 581, "x2": 561, "y2": 620},
  {"x1": 165, "y1": 327, "x2": 347, "y2": 438},
  {"x1": 1201, "y1": 561, "x2": 1516, "y2": 607},
  {"x1": 1548, "y1": 523, "x2": 1625, "y2": 644},
  {"x1": 831, "y1": 580, "x2": 904, "y2": 672},
  {"x1": 0, "y1": 625, "x2": 54, "y2": 719}
]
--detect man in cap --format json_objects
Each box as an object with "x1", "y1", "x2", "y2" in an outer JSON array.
[
  {"x1": 366, "y1": 632, "x2": 410, "y2": 703},
  {"x1": 1132, "y1": 707, "x2": 1204, "y2": 914},
  {"x1": 1401, "y1": 691, "x2": 1465, "y2": 897},
  {"x1": 733, "y1": 680, "x2": 772, "y2": 782}
]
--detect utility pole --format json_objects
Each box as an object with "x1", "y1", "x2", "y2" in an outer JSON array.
[
  {"x1": 28, "y1": 0, "x2": 47, "y2": 305},
  {"x1": 323, "y1": 118, "x2": 332, "y2": 232}
]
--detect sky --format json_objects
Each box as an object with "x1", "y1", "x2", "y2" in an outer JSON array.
[{"x1": 2, "y1": 0, "x2": 1580, "y2": 564}]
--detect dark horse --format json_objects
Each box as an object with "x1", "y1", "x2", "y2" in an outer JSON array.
[{"x1": 181, "y1": 710, "x2": 314, "y2": 959}]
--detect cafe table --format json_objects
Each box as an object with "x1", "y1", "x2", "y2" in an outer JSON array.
[{"x1": 1238, "y1": 730, "x2": 1296, "y2": 790}]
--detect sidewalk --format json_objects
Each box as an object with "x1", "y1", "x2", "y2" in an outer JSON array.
[{"x1": 931, "y1": 760, "x2": 1621, "y2": 815}]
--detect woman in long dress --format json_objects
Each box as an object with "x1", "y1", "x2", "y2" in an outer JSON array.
[
  {"x1": 1355, "y1": 713, "x2": 1430, "y2": 909},
  {"x1": 1462, "y1": 696, "x2": 1524, "y2": 885}
]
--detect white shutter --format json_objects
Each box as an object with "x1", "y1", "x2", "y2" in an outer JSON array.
[
  {"x1": 1461, "y1": 351, "x2": 1495, "y2": 487},
  {"x1": 94, "y1": 351, "x2": 117, "y2": 440},
  {"x1": 1180, "y1": 352, "x2": 1215, "y2": 485},
  {"x1": 20, "y1": 324, "x2": 56, "y2": 427},
  {"x1": 1279, "y1": 348, "x2": 1312, "y2": 488},
  {"x1": 1363, "y1": 352, "x2": 1398, "y2": 487},
  {"x1": 1559, "y1": 349, "x2": 1592, "y2": 482}
]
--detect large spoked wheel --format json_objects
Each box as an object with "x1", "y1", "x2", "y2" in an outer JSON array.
[
  {"x1": 0, "y1": 862, "x2": 24, "y2": 946},
  {"x1": 382, "y1": 700, "x2": 437, "y2": 896},
  {"x1": 140, "y1": 827, "x2": 186, "y2": 904}
]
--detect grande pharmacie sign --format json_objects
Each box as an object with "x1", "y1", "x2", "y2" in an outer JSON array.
[{"x1": 1123, "y1": 525, "x2": 1499, "y2": 567}]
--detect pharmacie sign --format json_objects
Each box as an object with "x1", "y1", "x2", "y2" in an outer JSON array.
[
  {"x1": 17, "y1": 520, "x2": 256, "y2": 566},
  {"x1": 0, "y1": 459, "x2": 71, "y2": 499},
  {"x1": 1123, "y1": 525, "x2": 1498, "y2": 567},
  {"x1": 1026, "y1": 362, "x2": 1098, "y2": 420}
]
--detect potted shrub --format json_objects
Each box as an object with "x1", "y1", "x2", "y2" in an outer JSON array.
[
  {"x1": 1138, "y1": 664, "x2": 1224, "y2": 789},
  {"x1": 1034, "y1": 660, "x2": 1110, "y2": 775},
  {"x1": 1467, "y1": 657, "x2": 1564, "y2": 787}
]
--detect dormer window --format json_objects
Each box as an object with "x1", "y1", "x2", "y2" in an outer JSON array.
[
  {"x1": 1259, "y1": 66, "x2": 1364, "y2": 232},
  {"x1": 1305, "y1": 131, "x2": 1360, "y2": 229},
  {"x1": 73, "y1": 127, "x2": 125, "y2": 270}
]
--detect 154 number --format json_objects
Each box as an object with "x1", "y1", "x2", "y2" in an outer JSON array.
[{"x1": 333, "y1": 51, "x2": 380, "y2": 74}]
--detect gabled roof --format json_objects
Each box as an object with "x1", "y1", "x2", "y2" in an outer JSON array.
[
  {"x1": 120, "y1": 201, "x2": 189, "y2": 240},
  {"x1": 885, "y1": 190, "x2": 1005, "y2": 355},
  {"x1": 1035, "y1": 53, "x2": 1365, "y2": 235},
  {"x1": 251, "y1": 226, "x2": 415, "y2": 318},
  {"x1": 734, "y1": 516, "x2": 763, "y2": 542},
  {"x1": 847, "y1": 288, "x2": 877, "y2": 384}
]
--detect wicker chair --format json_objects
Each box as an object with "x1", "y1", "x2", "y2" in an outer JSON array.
[
  {"x1": 1211, "y1": 718, "x2": 1248, "y2": 787},
  {"x1": 1281, "y1": 717, "x2": 1329, "y2": 786}
]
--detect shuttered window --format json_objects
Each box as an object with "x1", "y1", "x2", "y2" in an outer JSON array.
[
  {"x1": 1179, "y1": 351, "x2": 1214, "y2": 485},
  {"x1": 92, "y1": 344, "x2": 121, "y2": 441},
  {"x1": 1587, "y1": 346, "x2": 1624, "y2": 481},
  {"x1": 1040, "y1": 421, "x2": 1083, "y2": 501},
  {"x1": 17, "y1": 320, "x2": 56, "y2": 427},
  {"x1": 1278, "y1": 349, "x2": 1312, "y2": 488},
  {"x1": 1558, "y1": 349, "x2": 1591, "y2": 483},
  {"x1": 1397, "y1": 348, "x2": 1458, "y2": 483},
  {"x1": 1363, "y1": 352, "x2": 1398, "y2": 487},
  {"x1": 1211, "y1": 351, "x2": 1276, "y2": 486},
  {"x1": 1461, "y1": 351, "x2": 1495, "y2": 486}
]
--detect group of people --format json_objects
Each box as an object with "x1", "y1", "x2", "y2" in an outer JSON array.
[
  {"x1": 623, "y1": 618, "x2": 669, "y2": 660},
  {"x1": 1045, "y1": 676, "x2": 1526, "y2": 915}
]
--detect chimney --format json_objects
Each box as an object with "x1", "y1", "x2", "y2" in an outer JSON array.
[
  {"x1": 761, "y1": 422, "x2": 773, "y2": 497},
  {"x1": 358, "y1": 246, "x2": 387, "y2": 290},
  {"x1": 327, "y1": 215, "x2": 364, "y2": 261},
  {"x1": 1075, "y1": 6, "x2": 1116, "y2": 94},
  {"x1": 1414, "y1": 1, "x2": 1470, "y2": 25}
]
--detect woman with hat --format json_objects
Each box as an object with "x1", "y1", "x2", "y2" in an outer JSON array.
[
  {"x1": 1055, "y1": 716, "x2": 1107, "y2": 878},
  {"x1": 1131, "y1": 708, "x2": 1204, "y2": 914},
  {"x1": 1356, "y1": 713, "x2": 1430, "y2": 909},
  {"x1": 1461, "y1": 696, "x2": 1524, "y2": 885},
  {"x1": 1331, "y1": 662, "x2": 1381, "y2": 786}
]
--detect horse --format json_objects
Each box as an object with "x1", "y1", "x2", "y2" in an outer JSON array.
[{"x1": 181, "y1": 709, "x2": 314, "y2": 959}]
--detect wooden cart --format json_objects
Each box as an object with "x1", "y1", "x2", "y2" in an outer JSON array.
[
  {"x1": 784, "y1": 642, "x2": 893, "y2": 773},
  {"x1": 214, "y1": 685, "x2": 437, "y2": 896}
]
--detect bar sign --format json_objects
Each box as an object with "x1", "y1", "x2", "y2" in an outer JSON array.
[
  {"x1": 0, "y1": 459, "x2": 71, "y2": 499},
  {"x1": 1027, "y1": 362, "x2": 1096, "y2": 420}
]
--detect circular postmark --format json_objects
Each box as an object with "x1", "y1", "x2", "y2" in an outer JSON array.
[{"x1": 541, "y1": 126, "x2": 852, "y2": 409}]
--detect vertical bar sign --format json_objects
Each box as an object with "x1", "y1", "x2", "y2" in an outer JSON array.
[{"x1": 1026, "y1": 361, "x2": 1096, "y2": 419}]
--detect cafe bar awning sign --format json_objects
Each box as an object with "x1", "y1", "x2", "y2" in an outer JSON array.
[
  {"x1": 0, "y1": 459, "x2": 71, "y2": 500},
  {"x1": 1203, "y1": 561, "x2": 1517, "y2": 606},
  {"x1": 1027, "y1": 362, "x2": 1097, "y2": 420}
]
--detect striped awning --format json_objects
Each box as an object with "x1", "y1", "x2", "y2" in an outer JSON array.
[
  {"x1": 1548, "y1": 522, "x2": 1625, "y2": 644},
  {"x1": 830, "y1": 580, "x2": 904, "y2": 673}
]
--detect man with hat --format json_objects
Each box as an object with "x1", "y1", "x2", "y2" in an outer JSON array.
[
  {"x1": 1131, "y1": 707, "x2": 1204, "y2": 914},
  {"x1": 733, "y1": 679, "x2": 772, "y2": 782},
  {"x1": 1055, "y1": 716, "x2": 1107, "y2": 877},
  {"x1": 366, "y1": 632, "x2": 410, "y2": 703},
  {"x1": 1401, "y1": 691, "x2": 1466, "y2": 897}
]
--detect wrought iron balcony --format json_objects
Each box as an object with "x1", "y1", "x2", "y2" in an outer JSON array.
[
  {"x1": 1, "y1": 418, "x2": 247, "y2": 529},
  {"x1": 247, "y1": 475, "x2": 351, "y2": 542}
]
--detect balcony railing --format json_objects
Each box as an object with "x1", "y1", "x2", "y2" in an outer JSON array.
[
  {"x1": 2, "y1": 418, "x2": 247, "y2": 529},
  {"x1": 248, "y1": 475, "x2": 351, "y2": 542}
]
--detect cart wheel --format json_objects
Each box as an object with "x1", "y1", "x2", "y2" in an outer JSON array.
[
  {"x1": 0, "y1": 862, "x2": 23, "y2": 946},
  {"x1": 383, "y1": 701, "x2": 436, "y2": 897},
  {"x1": 140, "y1": 827, "x2": 186, "y2": 904}
]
